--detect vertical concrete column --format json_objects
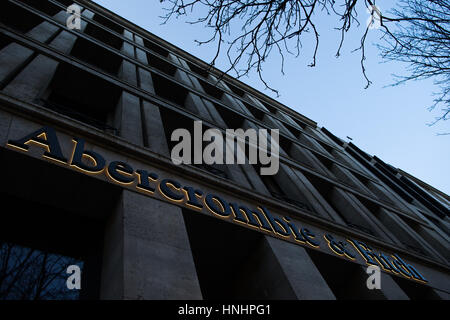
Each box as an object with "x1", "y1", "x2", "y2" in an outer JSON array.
[
  {"x1": 329, "y1": 187, "x2": 401, "y2": 243},
  {"x1": 141, "y1": 100, "x2": 170, "y2": 157},
  {"x1": 276, "y1": 110, "x2": 300, "y2": 128},
  {"x1": 299, "y1": 133, "x2": 331, "y2": 155},
  {"x1": 2, "y1": 10, "x2": 91, "y2": 102},
  {"x1": 264, "y1": 236, "x2": 336, "y2": 299},
  {"x1": 133, "y1": 44, "x2": 155, "y2": 94},
  {"x1": 290, "y1": 167, "x2": 348, "y2": 223},
  {"x1": 222, "y1": 92, "x2": 253, "y2": 116},
  {"x1": 119, "y1": 30, "x2": 138, "y2": 87},
  {"x1": 378, "y1": 209, "x2": 449, "y2": 263},
  {"x1": 184, "y1": 92, "x2": 214, "y2": 121},
  {"x1": 100, "y1": 190, "x2": 202, "y2": 299},
  {"x1": 135, "y1": 47, "x2": 148, "y2": 64},
  {"x1": 134, "y1": 34, "x2": 145, "y2": 47},
  {"x1": 241, "y1": 163, "x2": 271, "y2": 196},
  {"x1": 0, "y1": 109, "x2": 12, "y2": 147},
  {"x1": 170, "y1": 53, "x2": 205, "y2": 93},
  {"x1": 244, "y1": 93, "x2": 270, "y2": 112},
  {"x1": 262, "y1": 114, "x2": 296, "y2": 139},
  {"x1": 119, "y1": 60, "x2": 137, "y2": 87},
  {"x1": 290, "y1": 144, "x2": 329, "y2": 176},
  {"x1": 114, "y1": 92, "x2": 143, "y2": 146},
  {"x1": 208, "y1": 74, "x2": 252, "y2": 116},
  {"x1": 202, "y1": 98, "x2": 227, "y2": 127}
]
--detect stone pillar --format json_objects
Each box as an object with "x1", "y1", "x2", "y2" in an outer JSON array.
[
  {"x1": 119, "y1": 29, "x2": 137, "y2": 86},
  {"x1": 100, "y1": 190, "x2": 202, "y2": 299},
  {"x1": 290, "y1": 143, "x2": 329, "y2": 176},
  {"x1": 114, "y1": 92, "x2": 143, "y2": 146},
  {"x1": 262, "y1": 114, "x2": 296, "y2": 139},
  {"x1": 202, "y1": 98, "x2": 227, "y2": 127},
  {"x1": 141, "y1": 100, "x2": 170, "y2": 156},
  {"x1": 288, "y1": 166, "x2": 347, "y2": 223},
  {"x1": 276, "y1": 110, "x2": 299, "y2": 128},
  {"x1": 378, "y1": 271, "x2": 410, "y2": 300},
  {"x1": 299, "y1": 133, "x2": 331, "y2": 155},
  {"x1": 263, "y1": 236, "x2": 336, "y2": 299},
  {"x1": 170, "y1": 53, "x2": 205, "y2": 93},
  {"x1": 329, "y1": 187, "x2": 400, "y2": 243},
  {"x1": 244, "y1": 93, "x2": 270, "y2": 112}
]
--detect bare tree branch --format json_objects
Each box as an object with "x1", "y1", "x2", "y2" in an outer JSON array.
[{"x1": 160, "y1": 0, "x2": 450, "y2": 127}]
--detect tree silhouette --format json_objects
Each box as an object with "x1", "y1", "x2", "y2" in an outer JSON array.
[
  {"x1": 160, "y1": 0, "x2": 449, "y2": 126},
  {"x1": 0, "y1": 242, "x2": 82, "y2": 300}
]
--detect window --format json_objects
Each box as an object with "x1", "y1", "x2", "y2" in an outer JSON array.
[
  {"x1": 214, "y1": 103, "x2": 248, "y2": 129},
  {"x1": 225, "y1": 81, "x2": 245, "y2": 97},
  {"x1": 304, "y1": 172, "x2": 378, "y2": 236},
  {"x1": 284, "y1": 123, "x2": 302, "y2": 138},
  {"x1": 400, "y1": 216, "x2": 449, "y2": 261},
  {"x1": 186, "y1": 61, "x2": 209, "y2": 78},
  {"x1": 244, "y1": 101, "x2": 267, "y2": 121},
  {"x1": 256, "y1": 164, "x2": 313, "y2": 213},
  {"x1": 158, "y1": 107, "x2": 229, "y2": 179},
  {"x1": 17, "y1": 0, "x2": 62, "y2": 17},
  {"x1": 0, "y1": 148, "x2": 123, "y2": 300},
  {"x1": 0, "y1": 242, "x2": 84, "y2": 300},
  {"x1": 40, "y1": 63, "x2": 122, "y2": 133},
  {"x1": 292, "y1": 117, "x2": 308, "y2": 130},
  {"x1": 70, "y1": 37, "x2": 122, "y2": 76},
  {"x1": 151, "y1": 72, "x2": 189, "y2": 106},
  {"x1": 0, "y1": 1, "x2": 45, "y2": 34},
  {"x1": 198, "y1": 79, "x2": 224, "y2": 100},
  {"x1": 258, "y1": 99, "x2": 277, "y2": 114},
  {"x1": 92, "y1": 13, "x2": 124, "y2": 35},
  {"x1": 53, "y1": 0, "x2": 74, "y2": 7},
  {"x1": 143, "y1": 38, "x2": 169, "y2": 57},
  {"x1": 147, "y1": 52, "x2": 177, "y2": 77},
  {"x1": 84, "y1": 23, "x2": 123, "y2": 50}
]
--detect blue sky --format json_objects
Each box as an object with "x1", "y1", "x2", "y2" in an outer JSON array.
[{"x1": 94, "y1": 0, "x2": 449, "y2": 195}]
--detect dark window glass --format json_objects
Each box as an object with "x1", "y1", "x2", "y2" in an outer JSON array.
[
  {"x1": 70, "y1": 37, "x2": 122, "y2": 76},
  {"x1": 0, "y1": 1, "x2": 44, "y2": 34},
  {"x1": 143, "y1": 39, "x2": 169, "y2": 57},
  {"x1": 92, "y1": 13, "x2": 124, "y2": 34},
  {"x1": 17, "y1": 0, "x2": 62, "y2": 17},
  {"x1": 152, "y1": 72, "x2": 188, "y2": 106},
  {"x1": 147, "y1": 52, "x2": 177, "y2": 77},
  {"x1": 40, "y1": 63, "x2": 121, "y2": 133},
  {"x1": 186, "y1": 61, "x2": 209, "y2": 78},
  {"x1": 198, "y1": 79, "x2": 224, "y2": 100},
  {"x1": 84, "y1": 23, "x2": 123, "y2": 50}
]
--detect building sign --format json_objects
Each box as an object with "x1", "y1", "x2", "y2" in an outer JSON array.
[{"x1": 6, "y1": 126, "x2": 429, "y2": 284}]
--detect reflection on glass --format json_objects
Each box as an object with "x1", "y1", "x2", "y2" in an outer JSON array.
[{"x1": 0, "y1": 242, "x2": 83, "y2": 300}]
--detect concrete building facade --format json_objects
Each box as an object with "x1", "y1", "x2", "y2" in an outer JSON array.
[{"x1": 0, "y1": 0, "x2": 448, "y2": 300}]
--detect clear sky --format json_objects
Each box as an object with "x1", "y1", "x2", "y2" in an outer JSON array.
[{"x1": 94, "y1": 0, "x2": 449, "y2": 195}]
